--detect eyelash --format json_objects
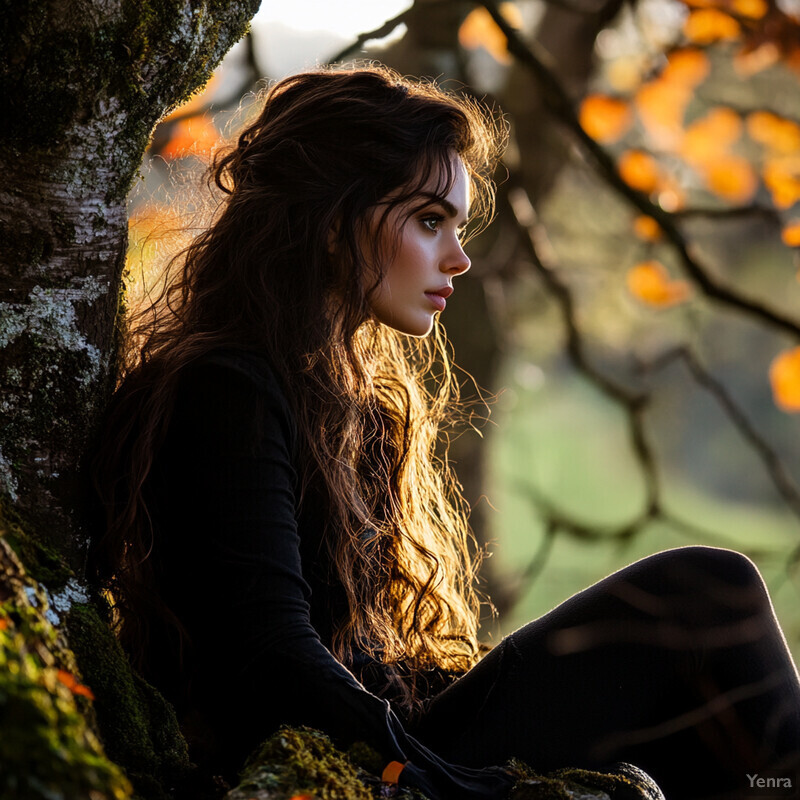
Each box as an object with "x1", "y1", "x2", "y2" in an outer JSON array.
[{"x1": 421, "y1": 214, "x2": 444, "y2": 233}]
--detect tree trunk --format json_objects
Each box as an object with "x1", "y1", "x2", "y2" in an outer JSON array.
[{"x1": 0, "y1": 0, "x2": 260, "y2": 571}]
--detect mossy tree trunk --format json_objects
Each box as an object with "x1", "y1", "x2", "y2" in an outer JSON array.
[{"x1": 0, "y1": 0, "x2": 260, "y2": 571}]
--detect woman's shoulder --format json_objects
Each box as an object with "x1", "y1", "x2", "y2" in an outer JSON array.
[
  {"x1": 167, "y1": 347, "x2": 297, "y2": 443},
  {"x1": 185, "y1": 347, "x2": 284, "y2": 392},
  {"x1": 177, "y1": 347, "x2": 292, "y2": 414}
]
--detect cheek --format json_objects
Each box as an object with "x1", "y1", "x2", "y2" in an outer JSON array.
[{"x1": 393, "y1": 233, "x2": 429, "y2": 279}]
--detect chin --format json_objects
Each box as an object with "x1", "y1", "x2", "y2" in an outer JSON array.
[
  {"x1": 398, "y1": 318, "x2": 436, "y2": 337},
  {"x1": 377, "y1": 314, "x2": 435, "y2": 337}
]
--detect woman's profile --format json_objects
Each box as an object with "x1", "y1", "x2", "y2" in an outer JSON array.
[{"x1": 89, "y1": 65, "x2": 800, "y2": 799}]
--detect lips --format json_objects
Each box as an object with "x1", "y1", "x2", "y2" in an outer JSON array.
[{"x1": 425, "y1": 285, "x2": 453, "y2": 312}]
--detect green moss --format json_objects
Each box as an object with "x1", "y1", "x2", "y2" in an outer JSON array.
[
  {"x1": 0, "y1": 538, "x2": 132, "y2": 800},
  {"x1": 227, "y1": 728, "x2": 375, "y2": 800},
  {"x1": 508, "y1": 760, "x2": 660, "y2": 799},
  {"x1": 345, "y1": 740, "x2": 384, "y2": 777},
  {"x1": 65, "y1": 602, "x2": 191, "y2": 800},
  {"x1": 0, "y1": 499, "x2": 72, "y2": 588},
  {"x1": 0, "y1": 509, "x2": 191, "y2": 799},
  {"x1": 225, "y1": 729, "x2": 662, "y2": 800}
]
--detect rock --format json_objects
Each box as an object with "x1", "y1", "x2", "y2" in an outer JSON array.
[{"x1": 508, "y1": 761, "x2": 665, "y2": 800}]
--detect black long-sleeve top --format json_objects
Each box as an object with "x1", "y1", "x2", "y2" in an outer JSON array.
[{"x1": 140, "y1": 349, "x2": 513, "y2": 798}]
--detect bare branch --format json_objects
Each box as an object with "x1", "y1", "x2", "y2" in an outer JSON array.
[
  {"x1": 327, "y1": 8, "x2": 414, "y2": 64},
  {"x1": 499, "y1": 177, "x2": 789, "y2": 594},
  {"x1": 673, "y1": 205, "x2": 781, "y2": 222},
  {"x1": 643, "y1": 348, "x2": 800, "y2": 524},
  {"x1": 506, "y1": 182, "x2": 663, "y2": 513}
]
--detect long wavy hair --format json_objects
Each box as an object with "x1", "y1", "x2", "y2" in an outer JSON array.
[{"x1": 90, "y1": 65, "x2": 505, "y2": 714}]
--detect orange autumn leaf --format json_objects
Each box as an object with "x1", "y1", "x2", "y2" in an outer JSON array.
[
  {"x1": 763, "y1": 155, "x2": 800, "y2": 208},
  {"x1": 56, "y1": 669, "x2": 95, "y2": 700},
  {"x1": 731, "y1": 0, "x2": 768, "y2": 18},
  {"x1": 289, "y1": 796, "x2": 314, "y2": 800},
  {"x1": 782, "y1": 220, "x2": 800, "y2": 246},
  {"x1": 634, "y1": 79, "x2": 690, "y2": 150},
  {"x1": 57, "y1": 669, "x2": 78, "y2": 690},
  {"x1": 71, "y1": 683, "x2": 96, "y2": 700},
  {"x1": 0, "y1": 618, "x2": 7, "y2": 631},
  {"x1": 680, "y1": 107, "x2": 742, "y2": 167},
  {"x1": 618, "y1": 150, "x2": 662, "y2": 193},
  {"x1": 161, "y1": 115, "x2": 220, "y2": 161},
  {"x1": 704, "y1": 154, "x2": 759, "y2": 202},
  {"x1": 633, "y1": 215, "x2": 663, "y2": 241},
  {"x1": 770, "y1": 347, "x2": 800, "y2": 412},
  {"x1": 662, "y1": 48, "x2": 711, "y2": 87},
  {"x1": 627, "y1": 261, "x2": 692, "y2": 306},
  {"x1": 458, "y1": 3, "x2": 523, "y2": 65},
  {"x1": 746, "y1": 111, "x2": 800, "y2": 154},
  {"x1": 734, "y1": 42, "x2": 781, "y2": 76},
  {"x1": 579, "y1": 95, "x2": 633, "y2": 143},
  {"x1": 684, "y1": 9, "x2": 741, "y2": 44},
  {"x1": 606, "y1": 55, "x2": 648, "y2": 92},
  {"x1": 657, "y1": 182, "x2": 687, "y2": 212}
]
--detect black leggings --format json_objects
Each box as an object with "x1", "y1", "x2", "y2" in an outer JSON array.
[{"x1": 412, "y1": 547, "x2": 800, "y2": 799}]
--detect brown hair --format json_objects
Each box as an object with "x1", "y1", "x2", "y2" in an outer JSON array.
[{"x1": 91, "y1": 64, "x2": 506, "y2": 714}]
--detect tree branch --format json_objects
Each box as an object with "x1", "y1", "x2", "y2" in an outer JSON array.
[
  {"x1": 328, "y1": 8, "x2": 414, "y2": 64},
  {"x1": 642, "y1": 347, "x2": 800, "y2": 525}
]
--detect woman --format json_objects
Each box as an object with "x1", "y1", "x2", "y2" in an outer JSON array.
[{"x1": 90, "y1": 66, "x2": 800, "y2": 799}]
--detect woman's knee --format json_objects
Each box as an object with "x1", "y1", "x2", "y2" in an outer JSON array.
[
  {"x1": 671, "y1": 545, "x2": 761, "y2": 582},
  {"x1": 623, "y1": 546, "x2": 769, "y2": 625},
  {"x1": 627, "y1": 546, "x2": 761, "y2": 587}
]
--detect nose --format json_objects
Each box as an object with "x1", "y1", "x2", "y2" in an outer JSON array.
[{"x1": 443, "y1": 235, "x2": 470, "y2": 276}]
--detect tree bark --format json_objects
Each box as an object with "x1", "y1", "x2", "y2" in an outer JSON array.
[{"x1": 0, "y1": 0, "x2": 260, "y2": 570}]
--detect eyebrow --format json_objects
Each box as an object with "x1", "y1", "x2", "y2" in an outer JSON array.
[{"x1": 416, "y1": 193, "x2": 469, "y2": 227}]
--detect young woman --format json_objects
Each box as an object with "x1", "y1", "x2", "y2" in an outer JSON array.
[{"x1": 90, "y1": 66, "x2": 800, "y2": 799}]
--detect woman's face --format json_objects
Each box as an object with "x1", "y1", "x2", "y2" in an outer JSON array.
[{"x1": 365, "y1": 157, "x2": 471, "y2": 337}]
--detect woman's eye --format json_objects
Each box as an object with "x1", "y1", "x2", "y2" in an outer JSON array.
[{"x1": 422, "y1": 216, "x2": 442, "y2": 232}]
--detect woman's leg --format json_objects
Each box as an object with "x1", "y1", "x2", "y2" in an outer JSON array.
[{"x1": 413, "y1": 546, "x2": 800, "y2": 799}]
